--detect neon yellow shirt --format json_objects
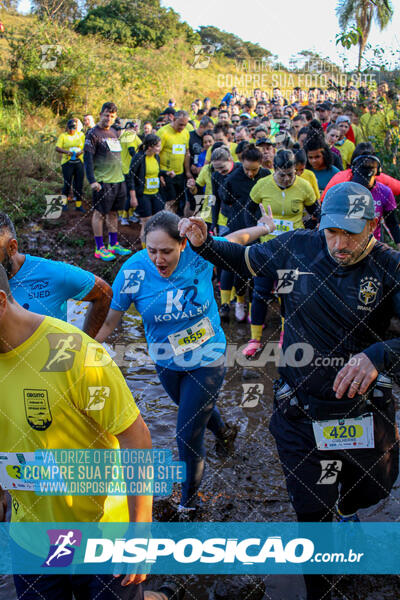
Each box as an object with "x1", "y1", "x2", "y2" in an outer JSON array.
[
  {"x1": 196, "y1": 164, "x2": 213, "y2": 223},
  {"x1": 158, "y1": 124, "x2": 189, "y2": 174},
  {"x1": 144, "y1": 155, "x2": 160, "y2": 195},
  {"x1": 205, "y1": 142, "x2": 238, "y2": 163},
  {"x1": 352, "y1": 123, "x2": 365, "y2": 146},
  {"x1": 360, "y1": 109, "x2": 394, "y2": 141},
  {"x1": 335, "y1": 138, "x2": 355, "y2": 169},
  {"x1": 0, "y1": 317, "x2": 139, "y2": 524},
  {"x1": 56, "y1": 132, "x2": 85, "y2": 165},
  {"x1": 120, "y1": 129, "x2": 141, "y2": 174},
  {"x1": 250, "y1": 174, "x2": 316, "y2": 241},
  {"x1": 300, "y1": 169, "x2": 320, "y2": 200}
]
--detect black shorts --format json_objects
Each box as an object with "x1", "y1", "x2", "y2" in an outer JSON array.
[
  {"x1": 269, "y1": 400, "x2": 399, "y2": 516},
  {"x1": 136, "y1": 192, "x2": 164, "y2": 218},
  {"x1": 92, "y1": 181, "x2": 126, "y2": 215}
]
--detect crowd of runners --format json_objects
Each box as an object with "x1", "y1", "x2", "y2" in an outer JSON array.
[{"x1": 1, "y1": 81, "x2": 400, "y2": 600}]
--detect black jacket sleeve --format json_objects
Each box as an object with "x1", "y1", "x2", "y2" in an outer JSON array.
[
  {"x1": 384, "y1": 209, "x2": 400, "y2": 244},
  {"x1": 211, "y1": 173, "x2": 221, "y2": 230},
  {"x1": 363, "y1": 258, "x2": 400, "y2": 374},
  {"x1": 83, "y1": 151, "x2": 96, "y2": 184},
  {"x1": 190, "y1": 235, "x2": 252, "y2": 277}
]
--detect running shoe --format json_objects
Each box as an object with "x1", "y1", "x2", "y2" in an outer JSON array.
[
  {"x1": 334, "y1": 503, "x2": 360, "y2": 522},
  {"x1": 108, "y1": 242, "x2": 132, "y2": 256},
  {"x1": 219, "y1": 303, "x2": 230, "y2": 322},
  {"x1": 242, "y1": 339, "x2": 262, "y2": 357},
  {"x1": 94, "y1": 246, "x2": 115, "y2": 262},
  {"x1": 129, "y1": 213, "x2": 140, "y2": 224},
  {"x1": 235, "y1": 302, "x2": 246, "y2": 322},
  {"x1": 75, "y1": 206, "x2": 86, "y2": 213},
  {"x1": 215, "y1": 422, "x2": 239, "y2": 456},
  {"x1": 120, "y1": 217, "x2": 129, "y2": 226}
]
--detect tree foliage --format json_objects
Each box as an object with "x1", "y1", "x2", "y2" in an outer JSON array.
[
  {"x1": 198, "y1": 25, "x2": 272, "y2": 60},
  {"x1": 336, "y1": 0, "x2": 393, "y2": 70},
  {"x1": 31, "y1": 0, "x2": 82, "y2": 22},
  {"x1": 76, "y1": 0, "x2": 198, "y2": 47},
  {"x1": 0, "y1": 0, "x2": 19, "y2": 11}
]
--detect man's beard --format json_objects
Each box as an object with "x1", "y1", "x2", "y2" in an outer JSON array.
[{"x1": 1, "y1": 253, "x2": 13, "y2": 278}]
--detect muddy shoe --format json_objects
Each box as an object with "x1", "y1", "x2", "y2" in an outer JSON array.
[
  {"x1": 215, "y1": 423, "x2": 239, "y2": 456},
  {"x1": 219, "y1": 303, "x2": 230, "y2": 322},
  {"x1": 176, "y1": 504, "x2": 198, "y2": 522}
]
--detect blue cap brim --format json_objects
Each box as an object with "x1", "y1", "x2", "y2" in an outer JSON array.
[{"x1": 319, "y1": 214, "x2": 366, "y2": 234}]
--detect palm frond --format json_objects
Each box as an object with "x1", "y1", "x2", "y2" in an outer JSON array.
[{"x1": 336, "y1": 0, "x2": 358, "y2": 29}]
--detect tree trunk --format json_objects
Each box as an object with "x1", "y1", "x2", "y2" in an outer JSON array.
[{"x1": 357, "y1": 35, "x2": 367, "y2": 72}]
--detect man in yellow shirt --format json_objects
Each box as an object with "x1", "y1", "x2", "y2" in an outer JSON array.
[
  {"x1": 158, "y1": 110, "x2": 191, "y2": 215},
  {"x1": 204, "y1": 123, "x2": 238, "y2": 163},
  {"x1": 0, "y1": 265, "x2": 155, "y2": 599}
]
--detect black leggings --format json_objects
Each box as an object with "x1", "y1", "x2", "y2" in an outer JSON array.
[
  {"x1": 61, "y1": 161, "x2": 84, "y2": 202},
  {"x1": 296, "y1": 510, "x2": 332, "y2": 600}
]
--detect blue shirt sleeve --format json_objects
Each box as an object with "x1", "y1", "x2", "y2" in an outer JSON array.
[
  {"x1": 62, "y1": 262, "x2": 95, "y2": 300},
  {"x1": 110, "y1": 262, "x2": 136, "y2": 312}
]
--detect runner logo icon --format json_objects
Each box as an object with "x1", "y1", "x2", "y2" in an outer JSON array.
[
  {"x1": 275, "y1": 269, "x2": 313, "y2": 294},
  {"x1": 346, "y1": 195, "x2": 369, "y2": 219},
  {"x1": 121, "y1": 270, "x2": 145, "y2": 294},
  {"x1": 86, "y1": 386, "x2": 110, "y2": 410},
  {"x1": 191, "y1": 45, "x2": 215, "y2": 69},
  {"x1": 42, "y1": 529, "x2": 82, "y2": 567},
  {"x1": 241, "y1": 383, "x2": 264, "y2": 408},
  {"x1": 317, "y1": 460, "x2": 342, "y2": 485}
]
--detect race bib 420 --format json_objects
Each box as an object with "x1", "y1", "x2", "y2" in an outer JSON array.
[{"x1": 312, "y1": 414, "x2": 374, "y2": 450}]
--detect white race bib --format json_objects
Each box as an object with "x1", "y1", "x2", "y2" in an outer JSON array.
[
  {"x1": 69, "y1": 146, "x2": 81, "y2": 153},
  {"x1": 146, "y1": 177, "x2": 160, "y2": 190},
  {"x1": 270, "y1": 219, "x2": 294, "y2": 236},
  {"x1": 168, "y1": 317, "x2": 214, "y2": 356},
  {"x1": 312, "y1": 414, "x2": 374, "y2": 450},
  {"x1": 106, "y1": 138, "x2": 122, "y2": 152},
  {"x1": 0, "y1": 452, "x2": 36, "y2": 491},
  {"x1": 172, "y1": 144, "x2": 186, "y2": 155}
]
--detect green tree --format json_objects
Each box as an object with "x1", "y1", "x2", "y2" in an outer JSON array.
[
  {"x1": 198, "y1": 25, "x2": 271, "y2": 60},
  {"x1": 336, "y1": 0, "x2": 393, "y2": 71},
  {"x1": 0, "y1": 0, "x2": 19, "y2": 11},
  {"x1": 31, "y1": 0, "x2": 81, "y2": 22},
  {"x1": 76, "y1": 0, "x2": 197, "y2": 47}
]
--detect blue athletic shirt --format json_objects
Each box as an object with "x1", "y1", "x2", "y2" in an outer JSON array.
[
  {"x1": 111, "y1": 240, "x2": 227, "y2": 371},
  {"x1": 9, "y1": 255, "x2": 95, "y2": 320}
]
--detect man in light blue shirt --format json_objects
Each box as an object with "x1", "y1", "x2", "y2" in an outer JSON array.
[{"x1": 0, "y1": 213, "x2": 111, "y2": 338}]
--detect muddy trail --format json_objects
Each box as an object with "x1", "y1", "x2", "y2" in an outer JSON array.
[{"x1": 19, "y1": 205, "x2": 400, "y2": 599}]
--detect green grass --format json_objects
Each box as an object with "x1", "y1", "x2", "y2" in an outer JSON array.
[{"x1": 0, "y1": 9, "x2": 320, "y2": 224}]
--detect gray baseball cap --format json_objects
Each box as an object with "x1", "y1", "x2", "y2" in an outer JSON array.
[{"x1": 320, "y1": 182, "x2": 375, "y2": 234}]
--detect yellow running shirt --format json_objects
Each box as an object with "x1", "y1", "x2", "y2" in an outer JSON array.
[
  {"x1": 56, "y1": 132, "x2": 85, "y2": 165},
  {"x1": 158, "y1": 124, "x2": 189, "y2": 174},
  {"x1": 250, "y1": 174, "x2": 316, "y2": 241},
  {"x1": 195, "y1": 164, "x2": 213, "y2": 223},
  {"x1": 0, "y1": 317, "x2": 139, "y2": 524},
  {"x1": 335, "y1": 139, "x2": 355, "y2": 169},
  {"x1": 120, "y1": 129, "x2": 141, "y2": 174},
  {"x1": 205, "y1": 142, "x2": 238, "y2": 163},
  {"x1": 300, "y1": 169, "x2": 320, "y2": 200},
  {"x1": 144, "y1": 155, "x2": 160, "y2": 195}
]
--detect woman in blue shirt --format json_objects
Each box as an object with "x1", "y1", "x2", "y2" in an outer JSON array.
[
  {"x1": 97, "y1": 210, "x2": 273, "y2": 514},
  {"x1": 304, "y1": 134, "x2": 339, "y2": 192}
]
